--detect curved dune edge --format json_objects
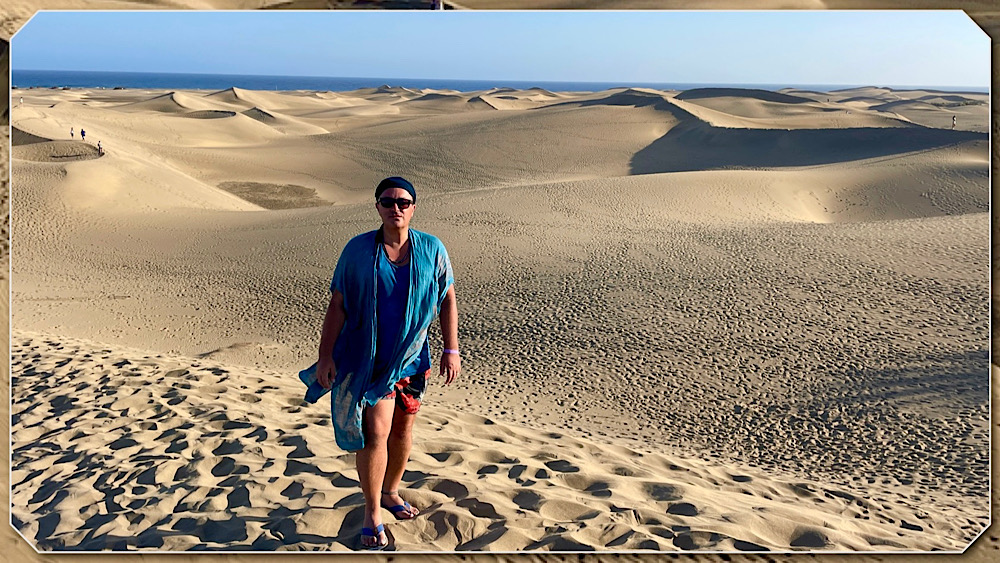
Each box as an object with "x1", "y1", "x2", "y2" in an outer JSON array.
[
  {"x1": 12, "y1": 139, "x2": 101, "y2": 162},
  {"x1": 9, "y1": 330, "x2": 979, "y2": 552},
  {"x1": 12, "y1": 126, "x2": 52, "y2": 145}
]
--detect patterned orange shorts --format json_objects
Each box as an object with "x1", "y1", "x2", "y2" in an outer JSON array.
[{"x1": 381, "y1": 371, "x2": 428, "y2": 414}]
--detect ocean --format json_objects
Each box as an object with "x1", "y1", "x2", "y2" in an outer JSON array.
[{"x1": 11, "y1": 70, "x2": 987, "y2": 95}]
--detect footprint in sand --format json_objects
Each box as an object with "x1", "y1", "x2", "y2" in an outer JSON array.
[
  {"x1": 646, "y1": 483, "x2": 683, "y2": 502},
  {"x1": 429, "y1": 451, "x2": 456, "y2": 462},
  {"x1": 507, "y1": 464, "x2": 527, "y2": 480},
  {"x1": 513, "y1": 490, "x2": 543, "y2": 511},
  {"x1": 109, "y1": 437, "x2": 140, "y2": 450},
  {"x1": 277, "y1": 435, "x2": 313, "y2": 459},
  {"x1": 211, "y1": 440, "x2": 243, "y2": 456},
  {"x1": 789, "y1": 527, "x2": 829, "y2": 548},
  {"x1": 227, "y1": 486, "x2": 252, "y2": 509},
  {"x1": 222, "y1": 420, "x2": 253, "y2": 430},
  {"x1": 427, "y1": 478, "x2": 469, "y2": 500},
  {"x1": 666, "y1": 502, "x2": 699, "y2": 516},
  {"x1": 212, "y1": 457, "x2": 250, "y2": 477},
  {"x1": 280, "y1": 481, "x2": 306, "y2": 500},
  {"x1": 585, "y1": 482, "x2": 612, "y2": 498},
  {"x1": 243, "y1": 427, "x2": 267, "y2": 442},
  {"x1": 165, "y1": 439, "x2": 188, "y2": 454},
  {"x1": 673, "y1": 530, "x2": 724, "y2": 550},
  {"x1": 457, "y1": 498, "x2": 503, "y2": 519},
  {"x1": 544, "y1": 460, "x2": 580, "y2": 473},
  {"x1": 538, "y1": 499, "x2": 599, "y2": 522}
]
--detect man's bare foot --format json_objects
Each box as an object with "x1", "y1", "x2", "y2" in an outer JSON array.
[{"x1": 381, "y1": 490, "x2": 419, "y2": 519}]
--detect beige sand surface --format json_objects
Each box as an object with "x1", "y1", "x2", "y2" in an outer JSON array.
[
  {"x1": 4, "y1": 3, "x2": 1000, "y2": 561},
  {"x1": 8, "y1": 79, "x2": 991, "y2": 553},
  {"x1": 14, "y1": 331, "x2": 984, "y2": 551}
]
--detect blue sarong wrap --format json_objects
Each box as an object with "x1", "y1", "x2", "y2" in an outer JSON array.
[{"x1": 299, "y1": 227, "x2": 454, "y2": 451}]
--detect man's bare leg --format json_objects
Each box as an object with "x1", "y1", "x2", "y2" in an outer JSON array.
[
  {"x1": 356, "y1": 399, "x2": 395, "y2": 548},
  {"x1": 381, "y1": 407, "x2": 419, "y2": 518}
]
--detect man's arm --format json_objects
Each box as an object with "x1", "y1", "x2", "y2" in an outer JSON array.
[
  {"x1": 439, "y1": 285, "x2": 460, "y2": 385},
  {"x1": 317, "y1": 290, "x2": 346, "y2": 389}
]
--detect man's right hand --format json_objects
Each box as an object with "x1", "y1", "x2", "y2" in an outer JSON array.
[
  {"x1": 315, "y1": 290, "x2": 346, "y2": 390},
  {"x1": 316, "y1": 357, "x2": 336, "y2": 389}
]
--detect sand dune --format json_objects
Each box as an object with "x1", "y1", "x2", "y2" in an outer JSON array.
[
  {"x1": 675, "y1": 87, "x2": 815, "y2": 104},
  {"x1": 12, "y1": 139, "x2": 102, "y2": 162},
  {"x1": 830, "y1": 86, "x2": 895, "y2": 96},
  {"x1": 12, "y1": 125, "x2": 51, "y2": 145},
  {"x1": 871, "y1": 99, "x2": 940, "y2": 112},
  {"x1": 240, "y1": 107, "x2": 330, "y2": 135},
  {"x1": 839, "y1": 95, "x2": 891, "y2": 104},
  {"x1": 632, "y1": 122, "x2": 983, "y2": 173},
  {"x1": 183, "y1": 110, "x2": 238, "y2": 119},
  {"x1": 475, "y1": 91, "x2": 565, "y2": 110},
  {"x1": 115, "y1": 91, "x2": 234, "y2": 114},
  {"x1": 9, "y1": 84, "x2": 990, "y2": 553},
  {"x1": 207, "y1": 87, "x2": 346, "y2": 112},
  {"x1": 399, "y1": 92, "x2": 497, "y2": 112},
  {"x1": 778, "y1": 87, "x2": 990, "y2": 132},
  {"x1": 9, "y1": 331, "x2": 980, "y2": 551},
  {"x1": 916, "y1": 94, "x2": 981, "y2": 104},
  {"x1": 242, "y1": 107, "x2": 279, "y2": 122},
  {"x1": 205, "y1": 86, "x2": 266, "y2": 108},
  {"x1": 375, "y1": 85, "x2": 423, "y2": 96}
]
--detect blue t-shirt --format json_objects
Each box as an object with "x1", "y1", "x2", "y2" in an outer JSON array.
[{"x1": 373, "y1": 245, "x2": 415, "y2": 379}]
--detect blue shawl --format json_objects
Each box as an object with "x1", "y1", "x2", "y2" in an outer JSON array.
[{"x1": 299, "y1": 227, "x2": 454, "y2": 451}]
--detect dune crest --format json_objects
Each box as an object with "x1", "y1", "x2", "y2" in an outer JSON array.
[{"x1": 115, "y1": 91, "x2": 226, "y2": 113}]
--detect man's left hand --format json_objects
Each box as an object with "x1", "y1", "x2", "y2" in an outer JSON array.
[{"x1": 440, "y1": 352, "x2": 461, "y2": 385}]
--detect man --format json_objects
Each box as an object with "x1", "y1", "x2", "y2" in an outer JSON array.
[{"x1": 300, "y1": 176, "x2": 460, "y2": 550}]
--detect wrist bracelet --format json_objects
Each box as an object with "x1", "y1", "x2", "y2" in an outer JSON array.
[{"x1": 444, "y1": 348, "x2": 460, "y2": 355}]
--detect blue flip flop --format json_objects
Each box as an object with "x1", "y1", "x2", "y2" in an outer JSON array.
[
  {"x1": 359, "y1": 524, "x2": 387, "y2": 551},
  {"x1": 381, "y1": 490, "x2": 418, "y2": 520},
  {"x1": 382, "y1": 500, "x2": 417, "y2": 520}
]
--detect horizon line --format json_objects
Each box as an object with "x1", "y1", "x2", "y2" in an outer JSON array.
[{"x1": 11, "y1": 68, "x2": 990, "y2": 93}]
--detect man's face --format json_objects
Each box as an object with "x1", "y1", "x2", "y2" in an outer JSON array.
[{"x1": 376, "y1": 187, "x2": 415, "y2": 230}]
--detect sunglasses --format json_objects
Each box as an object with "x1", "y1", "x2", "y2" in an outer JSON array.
[{"x1": 378, "y1": 197, "x2": 414, "y2": 210}]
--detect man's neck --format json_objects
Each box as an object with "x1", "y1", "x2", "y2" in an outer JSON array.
[{"x1": 382, "y1": 226, "x2": 409, "y2": 248}]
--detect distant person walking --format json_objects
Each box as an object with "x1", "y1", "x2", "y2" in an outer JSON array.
[
  {"x1": 80, "y1": 129, "x2": 86, "y2": 141},
  {"x1": 299, "y1": 176, "x2": 460, "y2": 550},
  {"x1": 97, "y1": 141, "x2": 103, "y2": 155},
  {"x1": 70, "y1": 127, "x2": 74, "y2": 139},
  {"x1": 952, "y1": 115, "x2": 957, "y2": 130}
]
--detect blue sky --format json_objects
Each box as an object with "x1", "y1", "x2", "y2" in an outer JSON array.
[{"x1": 12, "y1": 11, "x2": 990, "y2": 88}]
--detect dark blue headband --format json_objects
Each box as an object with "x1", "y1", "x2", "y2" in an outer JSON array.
[{"x1": 375, "y1": 176, "x2": 416, "y2": 202}]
